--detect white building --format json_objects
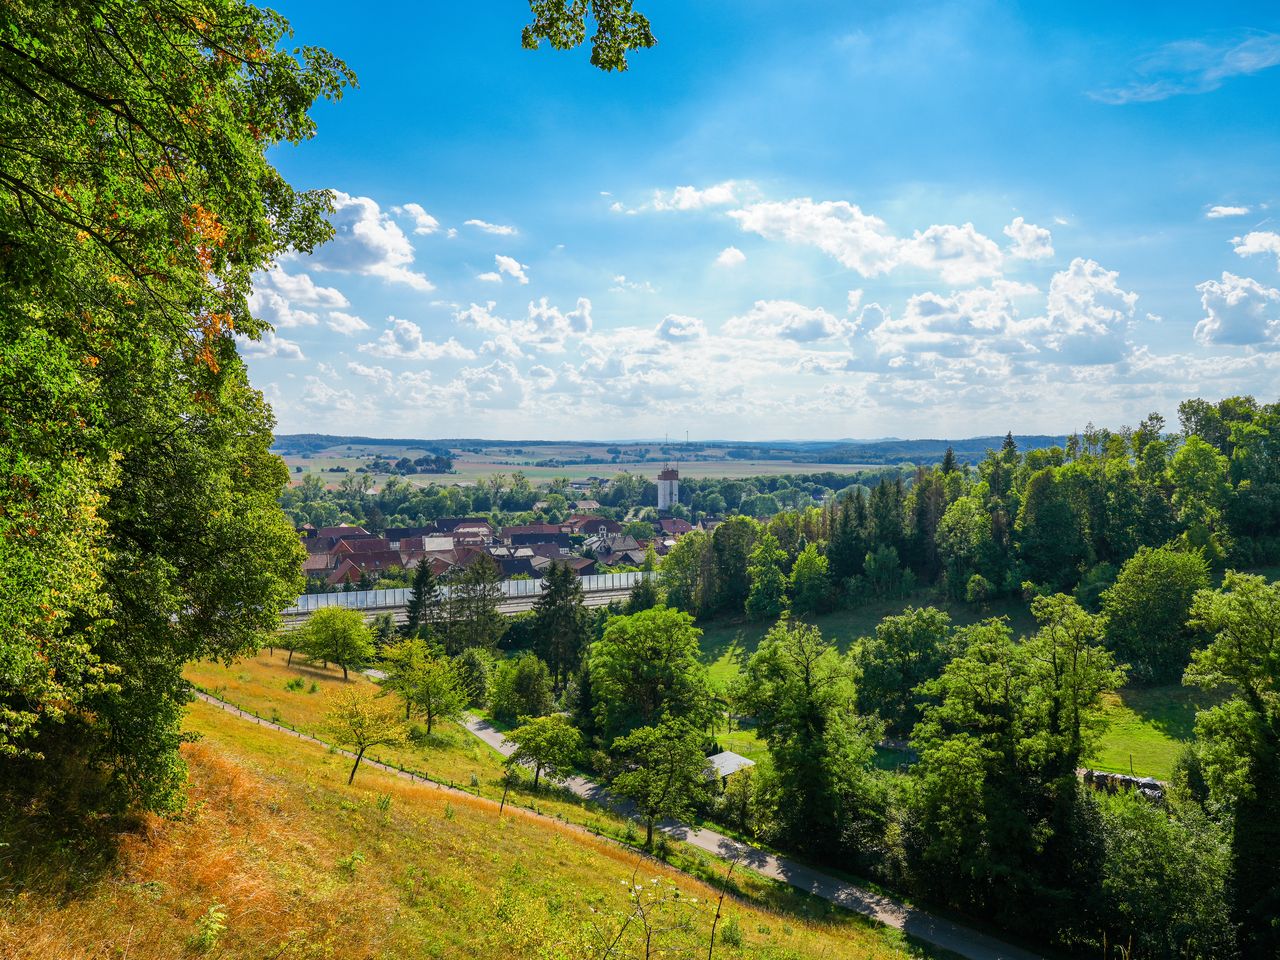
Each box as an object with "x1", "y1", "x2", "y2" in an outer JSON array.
[{"x1": 657, "y1": 466, "x2": 679, "y2": 511}]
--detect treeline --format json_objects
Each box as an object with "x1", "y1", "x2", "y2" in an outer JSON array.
[{"x1": 279, "y1": 466, "x2": 904, "y2": 531}]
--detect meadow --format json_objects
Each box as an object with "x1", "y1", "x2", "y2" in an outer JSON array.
[{"x1": 0, "y1": 699, "x2": 946, "y2": 960}]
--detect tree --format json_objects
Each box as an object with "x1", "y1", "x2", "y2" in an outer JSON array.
[
  {"x1": 610, "y1": 718, "x2": 710, "y2": 847},
  {"x1": 826, "y1": 489, "x2": 868, "y2": 584},
  {"x1": 1100, "y1": 546, "x2": 1209, "y2": 684},
  {"x1": 853, "y1": 607, "x2": 952, "y2": 737},
  {"x1": 410, "y1": 654, "x2": 468, "y2": 735},
  {"x1": 1016, "y1": 467, "x2": 1086, "y2": 590},
  {"x1": 738, "y1": 621, "x2": 882, "y2": 854},
  {"x1": 490, "y1": 654, "x2": 555, "y2": 725},
  {"x1": 624, "y1": 552, "x2": 661, "y2": 613},
  {"x1": 444, "y1": 555, "x2": 507, "y2": 654},
  {"x1": 789, "y1": 542, "x2": 831, "y2": 617},
  {"x1": 587, "y1": 607, "x2": 712, "y2": 743},
  {"x1": 1184, "y1": 572, "x2": 1280, "y2": 956},
  {"x1": 404, "y1": 561, "x2": 442, "y2": 638},
  {"x1": 532, "y1": 562, "x2": 591, "y2": 691},
  {"x1": 301, "y1": 607, "x2": 374, "y2": 681},
  {"x1": 323, "y1": 687, "x2": 404, "y2": 785},
  {"x1": 522, "y1": 0, "x2": 657, "y2": 72},
  {"x1": 380, "y1": 637, "x2": 431, "y2": 719},
  {"x1": 506, "y1": 714, "x2": 582, "y2": 789},
  {"x1": 710, "y1": 515, "x2": 759, "y2": 613},
  {"x1": 745, "y1": 532, "x2": 789, "y2": 621}
]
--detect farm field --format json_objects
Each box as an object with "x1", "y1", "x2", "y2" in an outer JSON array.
[{"x1": 0, "y1": 697, "x2": 943, "y2": 960}]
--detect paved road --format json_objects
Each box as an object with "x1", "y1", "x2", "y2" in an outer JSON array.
[{"x1": 465, "y1": 715, "x2": 1043, "y2": 960}]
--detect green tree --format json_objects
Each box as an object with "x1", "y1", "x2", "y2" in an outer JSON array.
[
  {"x1": 522, "y1": 0, "x2": 657, "y2": 72},
  {"x1": 789, "y1": 542, "x2": 831, "y2": 617},
  {"x1": 739, "y1": 621, "x2": 882, "y2": 854},
  {"x1": 443, "y1": 555, "x2": 507, "y2": 654},
  {"x1": 532, "y1": 561, "x2": 591, "y2": 691},
  {"x1": 710, "y1": 515, "x2": 759, "y2": 613},
  {"x1": 587, "y1": 606, "x2": 711, "y2": 743},
  {"x1": 936, "y1": 495, "x2": 997, "y2": 601},
  {"x1": 506, "y1": 714, "x2": 582, "y2": 789},
  {"x1": 323, "y1": 687, "x2": 404, "y2": 785},
  {"x1": 1169, "y1": 435, "x2": 1230, "y2": 529},
  {"x1": 409, "y1": 653, "x2": 468, "y2": 735},
  {"x1": 853, "y1": 607, "x2": 952, "y2": 737},
  {"x1": 1184, "y1": 572, "x2": 1280, "y2": 956},
  {"x1": 404, "y1": 561, "x2": 442, "y2": 638},
  {"x1": 745, "y1": 532, "x2": 789, "y2": 621},
  {"x1": 1016, "y1": 467, "x2": 1086, "y2": 590},
  {"x1": 301, "y1": 607, "x2": 374, "y2": 681},
  {"x1": 1100, "y1": 546, "x2": 1209, "y2": 684},
  {"x1": 380, "y1": 637, "x2": 431, "y2": 719},
  {"x1": 609, "y1": 718, "x2": 710, "y2": 847},
  {"x1": 490, "y1": 653, "x2": 555, "y2": 725}
]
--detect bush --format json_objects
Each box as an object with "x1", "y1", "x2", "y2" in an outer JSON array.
[{"x1": 489, "y1": 654, "x2": 554, "y2": 725}]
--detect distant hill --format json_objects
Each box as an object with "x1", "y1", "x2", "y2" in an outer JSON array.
[{"x1": 272, "y1": 433, "x2": 1067, "y2": 466}]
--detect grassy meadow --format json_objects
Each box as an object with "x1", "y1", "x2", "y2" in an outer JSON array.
[{"x1": 0, "y1": 699, "x2": 947, "y2": 960}]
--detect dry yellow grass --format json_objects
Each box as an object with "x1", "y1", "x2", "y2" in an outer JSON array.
[{"x1": 0, "y1": 700, "x2": 938, "y2": 959}]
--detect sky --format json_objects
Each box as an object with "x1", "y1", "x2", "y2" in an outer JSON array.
[{"x1": 245, "y1": 1, "x2": 1280, "y2": 441}]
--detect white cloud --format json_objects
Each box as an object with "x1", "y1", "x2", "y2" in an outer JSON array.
[
  {"x1": 306, "y1": 192, "x2": 433, "y2": 290},
  {"x1": 1036, "y1": 258, "x2": 1138, "y2": 364},
  {"x1": 327, "y1": 311, "x2": 370, "y2": 336},
  {"x1": 715, "y1": 246, "x2": 746, "y2": 267},
  {"x1": 346, "y1": 361, "x2": 395, "y2": 386},
  {"x1": 652, "y1": 180, "x2": 749, "y2": 211},
  {"x1": 455, "y1": 298, "x2": 593, "y2": 353},
  {"x1": 1208, "y1": 205, "x2": 1251, "y2": 219},
  {"x1": 611, "y1": 275, "x2": 657, "y2": 293},
  {"x1": 729, "y1": 198, "x2": 901, "y2": 276},
  {"x1": 656, "y1": 314, "x2": 706, "y2": 341},
  {"x1": 464, "y1": 218, "x2": 517, "y2": 235},
  {"x1": 847, "y1": 290, "x2": 864, "y2": 313},
  {"x1": 477, "y1": 272, "x2": 502, "y2": 283},
  {"x1": 239, "y1": 330, "x2": 305, "y2": 361},
  {"x1": 1194, "y1": 272, "x2": 1280, "y2": 348},
  {"x1": 494, "y1": 254, "x2": 530, "y2": 284},
  {"x1": 1003, "y1": 217, "x2": 1055, "y2": 260},
  {"x1": 723, "y1": 300, "x2": 853, "y2": 342},
  {"x1": 392, "y1": 202, "x2": 441, "y2": 235},
  {"x1": 1092, "y1": 33, "x2": 1280, "y2": 104},
  {"x1": 248, "y1": 288, "x2": 319, "y2": 328},
  {"x1": 257, "y1": 266, "x2": 348, "y2": 308},
  {"x1": 301, "y1": 376, "x2": 358, "y2": 413},
  {"x1": 900, "y1": 222, "x2": 1005, "y2": 284},
  {"x1": 1233, "y1": 231, "x2": 1280, "y2": 270},
  {"x1": 358, "y1": 316, "x2": 477, "y2": 361}
]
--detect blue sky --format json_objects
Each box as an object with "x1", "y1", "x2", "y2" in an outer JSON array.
[{"x1": 245, "y1": 1, "x2": 1280, "y2": 440}]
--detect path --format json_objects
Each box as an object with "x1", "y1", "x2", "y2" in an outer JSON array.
[{"x1": 463, "y1": 716, "x2": 1043, "y2": 960}]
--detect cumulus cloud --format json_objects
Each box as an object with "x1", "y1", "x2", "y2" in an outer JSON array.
[
  {"x1": 865, "y1": 282, "x2": 1037, "y2": 359},
  {"x1": 327, "y1": 311, "x2": 370, "y2": 336},
  {"x1": 392, "y1": 202, "x2": 440, "y2": 235},
  {"x1": 257, "y1": 266, "x2": 348, "y2": 308},
  {"x1": 610, "y1": 275, "x2": 657, "y2": 293},
  {"x1": 1092, "y1": 33, "x2": 1280, "y2": 104},
  {"x1": 1233, "y1": 231, "x2": 1280, "y2": 270},
  {"x1": 656, "y1": 314, "x2": 706, "y2": 341},
  {"x1": 1208, "y1": 204, "x2": 1251, "y2": 219},
  {"x1": 456, "y1": 298, "x2": 593, "y2": 354},
  {"x1": 1036, "y1": 258, "x2": 1138, "y2": 364},
  {"x1": 652, "y1": 180, "x2": 749, "y2": 211},
  {"x1": 1194, "y1": 272, "x2": 1280, "y2": 348},
  {"x1": 715, "y1": 246, "x2": 746, "y2": 267},
  {"x1": 723, "y1": 300, "x2": 853, "y2": 342},
  {"x1": 494, "y1": 254, "x2": 530, "y2": 284},
  {"x1": 306, "y1": 192, "x2": 433, "y2": 290},
  {"x1": 1003, "y1": 217, "x2": 1055, "y2": 260},
  {"x1": 899, "y1": 222, "x2": 1004, "y2": 284},
  {"x1": 729, "y1": 198, "x2": 901, "y2": 276},
  {"x1": 465, "y1": 218, "x2": 517, "y2": 235},
  {"x1": 346, "y1": 361, "x2": 395, "y2": 386},
  {"x1": 249, "y1": 288, "x2": 319, "y2": 328},
  {"x1": 476, "y1": 272, "x2": 502, "y2": 283},
  {"x1": 359, "y1": 316, "x2": 477, "y2": 361},
  {"x1": 239, "y1": 330, "x2": 305, "y2": 360},
  {"x1": 301, "y1": 376, "x2": 358, "y2": 413}
]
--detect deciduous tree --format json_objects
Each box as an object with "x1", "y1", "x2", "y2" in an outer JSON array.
[{"x1": 323, "y1": 687, "x2": 404, "y2": 785}]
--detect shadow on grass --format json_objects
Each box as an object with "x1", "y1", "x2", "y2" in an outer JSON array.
[{"x1": 1117, "y1": 685, "x2": 1222, "y2": 741}]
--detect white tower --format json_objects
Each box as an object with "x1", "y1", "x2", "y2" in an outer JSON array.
[{"x1": 657, "y1": 466, "x2": 679, "y2": 511}]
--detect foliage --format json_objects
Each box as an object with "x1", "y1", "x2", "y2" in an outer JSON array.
[
  {"x1": 852, "y1": 607, "x2": 952, "y2": 737},
  {"x1": 745, "y1": 532, "x2": 789, "y2": 621},
  {"x1": 1101, "y1": 546, "x2": 1209, "y2": 684},
  {"x1": 443, "y1": 555, "x2": 507, "y2": 654},
  {"x1": 521, "y1": 0, "x2": 657, "y2": 72},
  {"x1": 739, "y1": 621, "x2": 883, "y2": 855},
  {"x1": 506, "y1": 713, "x2": 582, "y2": 789},
  {"x1": 789, "y1": 542, "x2": 831, "y2": 617},
  {"x1": 322, "y1": 687, "x2": 404, "y2": 784},
  {"x1": 586, "y1": 607, "x2": 712, "y2": 744},
  {"x1": 299, "y1": 607, "x2": 374, "y2": 681},
  {"x1": 403, "y1": 561, "x2": 442, "y2": 638},
  {"x1": 490, "y1": 653, "x2": 555, "y2": 725},
  {"x1": 609, "y1": 718, "x2": 711, "y2": 846},
  {"x1": 531, "y1": 561, "x2": 591, "y2": 690}
]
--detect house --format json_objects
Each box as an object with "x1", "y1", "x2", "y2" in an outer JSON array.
[
  {"x1": 586, "y1": 533, "x2": 647, "y2": 567},
  {"x1": 324, "y1": 549, "x2": 405, "y2": 587},
  {"x1": 706, "y1": 751, "x2": 755, "y2": 787},
  {"x1": 658, "y1": 517, "x2": 694, "y2": 536},
  {"x1": 314, "y1": 524, "x2": 369, "y2": 539},
  {"x1": 565, "y1": 515, "x2": 621, "y2": 537},
  {"x1": 572, "y1": 499, "x2": 602, "y2": 511},
  {"x1": 511, "y1": 531, "x2": 572, "y2": 548},
  {"x1": 501, "y1": 523, "x2": 563, "y2": 543}
]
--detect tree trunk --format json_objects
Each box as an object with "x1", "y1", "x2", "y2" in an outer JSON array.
[
  {"x1": 348, "y1": 746, "x2": 366, "y2": 785},
  {"x1": 426, "y1": 711, "x2": 434, "y2": 735},
  {"x1": 287, "y1": 648, "x2": 294, "y2": 666},
  {"x1": 533, "y1": 764, "x2": 541, "y2": 790},
  {"x1": 405, "y1": 700, "x2": 411, "y2": 720},
  {"x1": 341, "y1": 664, "x2": 348, "y2": 681},
  {"x1": 646, "y1": 817, "x2": 654, "y2": 848}
]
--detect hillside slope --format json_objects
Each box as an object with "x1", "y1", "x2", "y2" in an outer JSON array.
[{"x1": 0, "y1": 700, "x2": 941, "y2": 960}]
